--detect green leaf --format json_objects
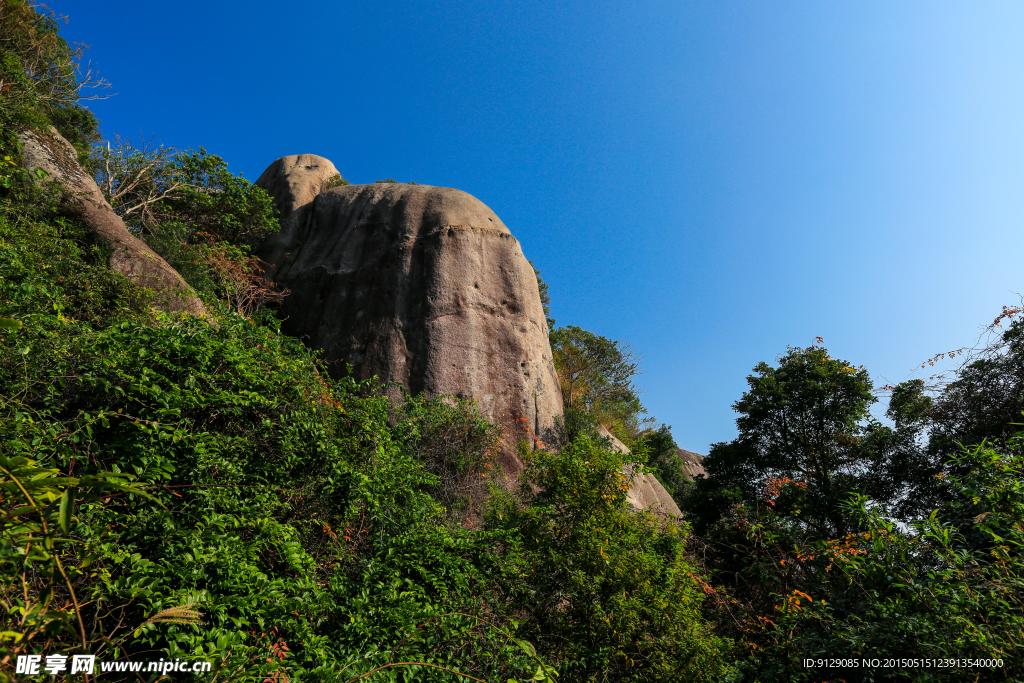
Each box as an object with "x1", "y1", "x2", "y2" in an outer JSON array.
[
  {"x1": 58, "y1": 488, "x2": 74, "y2": 533},
  {"x1": 516, "y1": 639, "x2": 537, "y2": 658},
  {"x1": 0, "y1": 317, "x2": 22, "y2": 330}
]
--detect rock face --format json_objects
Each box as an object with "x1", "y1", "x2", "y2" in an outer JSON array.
[
  {"x1": 623, "y1": 465, "x2": 683, "y2": 518},
  {"x1": 597, "y1": 425, "x2": 682, "y2": 518},
  {"x1": 17, "y1": 127, "x2": 205, "y2": 315},
  {"x1": 254, "y1": 164, "x2": 563, "y2": 480},
  {"x1": 254, "y1": 154, "x2": 341, "y2": 280},
  {"x1": 676, "y1": 448, "x2": 706, "y2": 479}
]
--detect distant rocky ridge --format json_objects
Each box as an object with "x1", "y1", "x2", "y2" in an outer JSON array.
[
  {"x1": 676, "y1": 448, "x2": 707, "y2": 479},
  {"x1": 255, "y1": 156, "x2": 562, "y2": 481}
]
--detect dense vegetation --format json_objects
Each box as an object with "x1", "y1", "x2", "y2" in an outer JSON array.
[
  {"x1": 3, "y1": 4, "x2": 1023, "y2": 682},
  {"x1": 682, "y1": 341, "x2": 1024, "y2": 681},
  {"x1": 0, "y1": 191, "x2": 729, "y2": 682}
]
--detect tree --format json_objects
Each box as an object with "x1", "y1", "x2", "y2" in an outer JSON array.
[
  {"x1": 488, "y1": 435, "x2": 734, "y2": 682},
  {"x1": 87, "y1": 142, "x2": 282, "y2": 308},
  {"x1": 869, "y1": 312, "x2": 1024, "y2": 516},
  {"x1": 549, "y1": 325, "x2": 649, "y2": 442},
  {"x1": 529, "y1": 260, "x2": 555, "y2": 330},
  {"x1": 926, "y1": 317, "x2": 1024, "y2": 461},
  {"x1": 0, "y1": 0, "x2": 109, "y2": 155},
  {"x1": 89, "y1": 136, "x2": 182, "y2": 224},
  {"x1": 90, "y1": 143, "x2": 279, "y2": 249},
  {"x1": 858, "y1": 377, "x2": 940, "y2": 519},
  {"x1": 687, "y1": 344, "x2": 876, "y2": 538}
]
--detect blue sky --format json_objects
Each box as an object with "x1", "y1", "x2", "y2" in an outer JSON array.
[{"x1": 56, "y1": 1, "x2": 1024, "y2": 453}]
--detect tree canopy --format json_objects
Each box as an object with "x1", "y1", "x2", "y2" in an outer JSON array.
[
  {"x1": 550, "y1": 325, "x2": 650, "y2": 442},
  {"x1": 688, "y1": 345, "x2": 878, "y2": 537},
  {"x1": 0, "y1": 0, "x2": 105, "y2": 153}
]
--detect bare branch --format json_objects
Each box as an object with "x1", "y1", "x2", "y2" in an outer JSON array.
[
  {"x1": 907, "y1": 295, "x2": 1024, "y2": 393},
  {"x1": 90, "y1": 136, "x2": 186, "y2": 231}
]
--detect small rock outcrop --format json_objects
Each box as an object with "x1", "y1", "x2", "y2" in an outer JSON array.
[
  {"x1": 17, "y1": 127, "x2": 205, "y2": 315},
  {"x1": 676, "y1": 448, "x2": 706, "y2": 479},
  {"x1": 598, "y1": 425, "x2": 683, "y2": 518},
  {"x1": 255, "y1": 164, "x2": 562, "y2": 480},
  {"x1": 254, "y1": 154, "x2": 341, "y2": 280},
  {"x1": 623, "y1": 465, "x2": 683, "y2": 518}
]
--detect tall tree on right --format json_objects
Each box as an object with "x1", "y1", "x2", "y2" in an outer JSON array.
[
  {"x1": 926, "y1": 317, "x2": 1024, "y2": 459},
  {"x1": 686, "y1": 344, "x2": 882, "y2": 539}
]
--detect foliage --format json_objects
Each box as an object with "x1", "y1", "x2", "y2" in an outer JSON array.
[
  {"x1": 186, "y1": 233, "x2": 289, "y2": 318},
  {"x1": 322, "y1": 173, "x2": 349, "y2": 189},
  {"x1": 859, "y1": 378, "x2": 943, "y2": 520},
  {"x1": 925, "y1": 319, "x2": 1024, "y2": 462},
  {"x1": 551, "y1": 406, "x2": 602, "y2": 450},
  {"x1": 685, "y1": 337, "x2": 1024, "y2": 682},
  {"x1": 90, "y1": 142, "x2": 279, "y2": 250},
  {"x1": 159, "y1": 147, "x2": 278, "y2": 246},
  {"x1": 704, "y1": 441, "x2": 1024, "y2": 682},
  {"x1": 529, "y1": 260, "x2": 555, "y2": 331},
  {"x1": 88, "y1": 139, "x2": 284, "y2": 310},
  {"x1": 822, "y1": 442, "x2": 1024, "y2": 680},
  {"x1": 0, "y1": 454, "x2": 171, "y2": 678},
  {"x1": 685, "y1": 344, "x2": 882, "y2": 539},
  {"x1": 88, "y1": 136, "x2": 184, "y2": 228},
  {"x1": 636, "y1": 425, "x2": 692, "y2": 504},
  {"x1": 390, "y1": 393, "x2": 500, "y2": 521},
  {"x1": 0, "y1": 186, "x2": 551, "y2": 681},
  {"x1": 0, "y1": 0, "x2": 107, "y2": 156},
  {"x1": 488, "y1": 435, "x2": 734, "y2": 682},
  {"x1": 549, "y1": 326, "x2": 650, "y2": 444}
]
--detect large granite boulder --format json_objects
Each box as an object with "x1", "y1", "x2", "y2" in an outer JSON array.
[
  {"x1": 254, "y1": 164, "x2": 562, "y2": 480},
  {"x1": 17, "y1": 127, "x2": 205, "y2": 315}
]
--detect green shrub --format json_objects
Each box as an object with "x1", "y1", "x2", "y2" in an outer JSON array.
[
  {"x1": 488, "y1": 434, "x2": 734, "y2": 682},
  {"x1": 323, "y1": 173, "x2": 349, "y2": 189}
]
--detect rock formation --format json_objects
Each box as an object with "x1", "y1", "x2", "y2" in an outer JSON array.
[
  {"x1": 253, "y1": 154, "x2": 342, "y2": 281},
  {"x1": 17, "y1": 127, "x2": 205, "y2": 315},
  {"x1": 676, "y1": 448, "x2": 706, "y2": 479},
  {"x1": 254, "y1": 160, "x2": 562, "y2": 480},
  {"x1": 598, "y1": 425, "x2": 683, "y2": 518}
]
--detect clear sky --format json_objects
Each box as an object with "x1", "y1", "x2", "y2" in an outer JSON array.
[{"x1": 53, "y1": 1, "x2": 1024, "y2": 453}]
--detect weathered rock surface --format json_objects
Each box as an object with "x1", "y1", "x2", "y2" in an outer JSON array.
[
  {"x1": 254, "y1": 167, "x2": 562, "y2": 480},
  {"x1": 17, "y1": 127, "x2": 205, "y2": 315},
  {"x1": 676, "y1": 448, "x2": 706, "y2": 479},
  {"x1": 623, "y1": 465, "x2": 683, "y2": 518},
  {"x1": 597, "y1": 425, "x2": 683, "y2": 518},
  {"x1": 254, "y1": 154, "x2": 341, "y2": 280}
]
